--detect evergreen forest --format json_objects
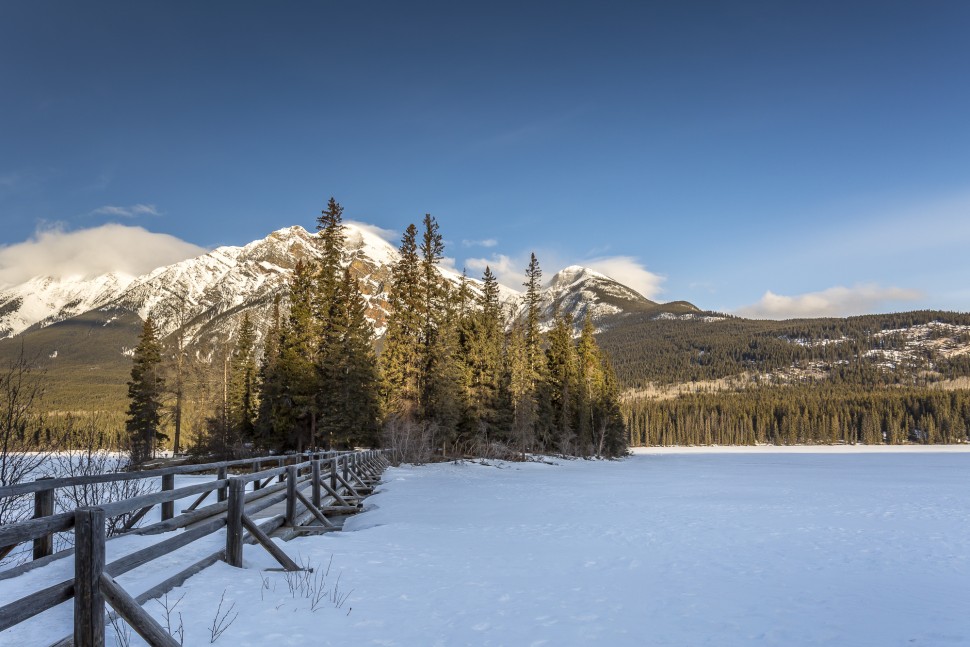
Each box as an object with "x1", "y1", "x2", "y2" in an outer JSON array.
[
  {"x1": 610, "y1": 313, "x2": 970, "y2": 446},
  {"x1": 132, "y1": 199, "x2": 628, "y2": 461}
]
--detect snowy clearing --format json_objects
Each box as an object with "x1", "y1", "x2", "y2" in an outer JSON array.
[
  {"x1": 4, "y1": 450, "x2": 970, "y2": 646},
  {"x1": 632, "y1": 444, "x2": 970, "y2": 454}
]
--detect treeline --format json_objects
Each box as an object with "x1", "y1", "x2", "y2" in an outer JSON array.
[
  {"x1": 624, "y1": 385, "x2": 970, "y2": 446},
  {"x1": 599, "y1": 311, "x2": 970, "y2": 389},
  {"x1": 125, "y1": 199, "x2": 627, "y2": 461}
]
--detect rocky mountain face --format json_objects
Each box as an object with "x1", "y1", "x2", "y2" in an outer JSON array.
[
  {"x1": 538, "y1": 265, "x2": 698, "y2": 330},
  {"x1": 0, "y1": 271, "x2": 137, "y2": 339},
  {"x1": 0, "y1": 225, "x2": 696, "y2": 385}
]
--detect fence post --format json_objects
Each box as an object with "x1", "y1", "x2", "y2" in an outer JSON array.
[
  {"x1": 278, "y1": 458, "x2": 285, "y2": 483},
  {"x1": 252, "y1": 461, "x2": 261, "y2": 490},
  {"x1": 161, "y1": 474, "x2": 175, "y2": 521},
  {"x1": 33, "y1": 477, "x2": 54, "y2": 560},
  {"x1": 217, "y1": 466, "x2": 228, "y2": 502},
  {"x1": 286, "y1": 465, "x2": 298, "y2": 527},
  {"x1": 311, "y1": 459, "x2": 321, "y2": 509},
  {"x1": 226, "y1": 478, "x2": 246, "y2": 568},
  {"x1": 343, "y1": 455, "x2": 349, "y2": 483},
  {"x1": 330, "y1": 457, "x2": 338, "y2": 492},
  {"x1": 75, "y1": 507, "x2": 106, "y2": 647}
]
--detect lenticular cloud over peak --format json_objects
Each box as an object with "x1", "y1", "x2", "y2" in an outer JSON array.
[{"x1": 0, "y1": 223, "x2": 206, "y2": 289}]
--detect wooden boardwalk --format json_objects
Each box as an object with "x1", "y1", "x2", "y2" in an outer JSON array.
[{"x1": 0, "y1": 449, "x2": 389, "y2": 646}]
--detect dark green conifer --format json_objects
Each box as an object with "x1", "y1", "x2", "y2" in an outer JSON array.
[
  {"x1": 275, "y1": 259, "x2": 319, "y2": 450},
  {"x1": 314, "y1": 197, "x2": 349, "y2": 445},
  {"x1": 382, "y1": 223, "x2": 423, "y2": 419},
  {"x1": 523, "y1": 253, "x2": 543, "y2": 381},
  {"x1": 464, "y1": 266, "x2": 509, "y2": 447},
  {"x1": 544, "y1": 308, "x2": 578, "y2": 454},
  {"x1": 329, "y1": 265, "x2": 382, "y2": 448},
  {"x1": 255, "y1": 295, "x2": 283, "y2": 450},
  {"x1": 228, "y1": 312, "x2": 258, "y2": 444},
  {"x1": 417, "y1": 214, "x2": 463, "y2": 446},
  {"x1": 126, "y1": 317, "x2": 166, "y2": 464}
]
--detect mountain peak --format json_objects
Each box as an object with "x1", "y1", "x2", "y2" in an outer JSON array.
[
  {"x1": 547, "y1": 265, "x2": 611, "y2": 288},
  {"x1": 0, "y1": 221, "x2": 700, "y2": 346}
]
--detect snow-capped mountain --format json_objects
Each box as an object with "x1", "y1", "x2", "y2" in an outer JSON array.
[
  {"x1": 0, "y1": 271, "x2": 136, "y2": 339},
  {"x1": 0, "y1": 225, "x2": 397, "y2": 350},
  {"x1": 0, "y1": 223, "x2": 696, "y2": 360},
  {"x1": 110, "y1": 224, "x2": 397, "y2": 350},
  {"x1": 536, "y1": 265, "x2": 699, "y2": 331}
]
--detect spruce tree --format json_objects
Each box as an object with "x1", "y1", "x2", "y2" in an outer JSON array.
[
  {"x1": 463, "y1": 266, "x2": 508, "y2": 448},
  {"x1": 507, "y1": 253, "x2": 544, "y2": 454},
  {"x1": 417, "y1": 214, "x2": 463, "y2": 447},
  {"x1": 316, "y1": 197, "x2": 345, "y2": 311},
  {"x1": 594, "y1": 355, "x2": 627, "y2": 457},
  {"x1": 255, "y1": 294, "x2": 283, "y2": 449},
  {"x1": 126, "y1": 317, "x2": 166, "y2": 464},
  {"x1": 161, "y1": 292, "x2": 190, "y2": 455},
  {"x1": 314, "y1": 197, "x2": 348, "y2": 444},
  {"x1": 329, "y1": 265, "x2": 382, "y2": 448},
  {"x1": 544, "y1": 308, "x2": 578, "y2": 454},
  {"x1": 523, "y1": 252, "x2": 543, "y2": 380},
  {"x1": 275, "y1": 259, "x2": 319, "y2": 450},
  {"x1": 228, "y1": 312, "x2": 258, "y2": 444},
  {"x1": 382, "y1": 223, "x2": 423, "y2": 419},
  {"x1": 506, "y1": 320, "x2": 536, "y2": 454},
  {"x1": 575, "y1": 318, "x2": 598, "y2": 453}
]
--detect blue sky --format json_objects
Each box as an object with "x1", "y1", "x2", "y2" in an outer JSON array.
[{"x1": 1, "y1": 1, "x2": 969, "y2": 317}]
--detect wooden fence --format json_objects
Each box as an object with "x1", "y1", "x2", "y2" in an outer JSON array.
[{"x1": 0, "y1": 449, "x2": 389, "y2": 646}]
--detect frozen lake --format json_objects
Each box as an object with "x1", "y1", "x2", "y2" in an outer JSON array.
[{"x1": 4, "y1": 448, "x2": 970, "y2": 645}]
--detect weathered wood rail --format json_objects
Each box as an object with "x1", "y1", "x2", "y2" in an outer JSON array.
[{"x1": 0, "y1": 449, "x2": 389, "y2": 646}]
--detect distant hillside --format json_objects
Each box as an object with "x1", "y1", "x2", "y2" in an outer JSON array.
[{"x1": 599, "y1": 309, "x2": 970, "y2": 393}]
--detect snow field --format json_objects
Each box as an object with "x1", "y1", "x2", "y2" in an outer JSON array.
[{"x1": 3, "y1": 451, "x2": 970, "y2": 645}]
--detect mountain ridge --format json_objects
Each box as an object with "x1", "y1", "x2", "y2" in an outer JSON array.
[{"x1": 0, "y1": 223, "x2": 696, "y2": 346}]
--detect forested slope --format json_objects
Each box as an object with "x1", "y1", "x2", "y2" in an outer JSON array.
[{"x1": 604, "y1": 310, "x2": 970, "y2": 446}]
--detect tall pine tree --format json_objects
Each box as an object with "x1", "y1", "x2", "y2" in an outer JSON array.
[
  {"x1": 314, "y1": 197, "x2": 349, "y2": 444},
  {"x1": 328, "y1": 265, "x2": 382, "y2": 448},
  {"x1": 382, "y1": 223, "x2": 423, "y2": 420},
  {"x1": 418, "y1": 214, "x2": 463, "y2": 448},
  {"x1": 255, "y1": 294, "x2": 283, "y2": 449},
  {"x1": 228, "y1": 312, "x2": 258, "y2": 444},
  {"x1": 508, "y1": 253, "x2": 544, "y2": 453},
  {"x1": 462, "y1": 266, "x2": 509, "y2": 447},
  {"x1": 275, "y1": 259, "x2": 319, "y2": 450},
  {"x1": 544, "y1": 308, "x2": 578, "y2": 454},
  {"x1": 126, "y1": 317, "x2": 166, "y2": 464}
]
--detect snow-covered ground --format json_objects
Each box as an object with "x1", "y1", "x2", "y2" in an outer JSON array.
[{"x1": 4, "y1": 449, "x2": 970, "y2": 646}]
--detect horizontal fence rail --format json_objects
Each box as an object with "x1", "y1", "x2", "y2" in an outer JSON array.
[{"x1": 0, "y1": 449, "x2": 390, "y2": 646}]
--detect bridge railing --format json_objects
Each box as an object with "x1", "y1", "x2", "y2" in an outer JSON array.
[
  {"x1": 0, "y1": 449, "x2": 390, "y2": 646},
  {"x1": 0, "y1": 451, "x2": 349, "y2": 565}
]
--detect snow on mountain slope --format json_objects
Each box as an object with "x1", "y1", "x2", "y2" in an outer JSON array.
[
  {"x1": 0, "y1": 272, "x2": 136, "y2": 339},
  {"x1": 109, "y1": 224, "x2": 400, "y2": 348},
  {"x1": 0, "y1": 224, "x2": 394, "y2": 346},
  {"x1": 0, "y1": 222, "x2": 692, "y2": 352},
  {"x1": 535, "y1": 264, "x2": 687, "y2": 330}
]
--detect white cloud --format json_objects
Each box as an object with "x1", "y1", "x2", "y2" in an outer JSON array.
[
  {"x1": 344, "y1": 219, "x2": 398, "y2": 244},
  {"x1": 735, "y1": 284, "x2": 923, "y2": 319},
  {"x1": 0, "y1": 223, "x2": 206, "y2": 289},
  {"x1": 582, "y1": 256, "x2": 665, "y2": 300},
  {"x1": 90, "y1": 203, "x2": 161, "y2": 218},
  {"x1": 462, "y1": 238, "x2": 498, "y2": 248},
  {"x1": 465, "y1": 254, "x2": 523, "y2": 290},
  {"x1": 440, "y1": 256, "x2": 460, "y2": 273}
]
